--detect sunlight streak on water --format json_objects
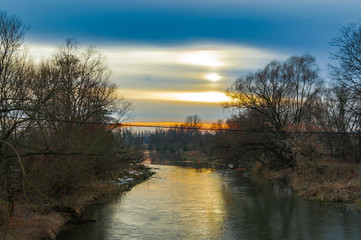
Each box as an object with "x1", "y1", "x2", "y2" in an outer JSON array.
[
  {"x1": 57, "y1": 165, "x2": 361, "y2": 240},
  {"x1": 104, "y1": 165, "x2": 227, "y2": 239}
]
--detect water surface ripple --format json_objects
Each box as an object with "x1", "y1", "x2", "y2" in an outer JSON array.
[{"x1": 57, "y1": 165, "x2": 361, "y2": 240}]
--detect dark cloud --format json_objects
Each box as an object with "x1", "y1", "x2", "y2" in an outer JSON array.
[{"x1": 4, "y1": 0, "x2": 361, "y2": 53}]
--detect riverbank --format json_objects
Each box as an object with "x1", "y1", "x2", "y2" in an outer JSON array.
[
  {"x1": 150, "y1": 150, "x2": 361, "y2": 208},
  {"x1": 55, "y1": 164, "x2": 361, "y2": 240},
  {"x1": 0, "y1": 163, "x2": 154, "y2": 240},
  {"x1": 252, "y1": 160, "x2": 361, "y2": 209}
]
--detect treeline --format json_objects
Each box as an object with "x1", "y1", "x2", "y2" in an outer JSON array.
[
  {"x1": 148, "y1": 115, "x2": 203, "y2": 153},
  {"x1": 147, "y1": 115, "x2": 209, "y2": 163},
  {"x1": 0, "y1": 12, "x2": 145, "y2": 227},
  {"x1": 149, "y1": 20, "x2": 361, "y2": 171}
]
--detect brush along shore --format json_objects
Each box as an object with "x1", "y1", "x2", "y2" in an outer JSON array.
[
  {"x1": 0, "y1": 163, "x2": 154, "y2": 240},
  {"x1": 253, "y1": 160, "x2": 361, "y2": 209}
]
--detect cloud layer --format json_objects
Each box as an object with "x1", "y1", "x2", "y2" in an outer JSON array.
[{"x1": 4, "y1": 0, "x2": 361, "y2": 121}]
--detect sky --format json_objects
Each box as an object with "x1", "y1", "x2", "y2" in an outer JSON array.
[{"x1": 1, "y1": 0, "x2": 361, "y2": 123}]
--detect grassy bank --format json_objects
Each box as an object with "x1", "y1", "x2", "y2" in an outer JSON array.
[
  {"x1": 150, "y1": 149, "x2": 361, "y2": 208},
  {"x1": 252, "y1": 160, "x2": 361, "y2": 208},
  {"x1": 0, "y1": 163, "x2": 154, "y2": 240}
]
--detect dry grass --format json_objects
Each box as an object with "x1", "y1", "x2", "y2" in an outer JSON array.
[
  {"x1": 0, "y1": 165, "x2": 153, "y2": 240},
  {"x1": 0, "y1": 184, "x2": 125, "y2": 240},
  {"x1": 251, "y1": 158, "x2": 361, "y2": 205},
  {"x1": 0, "y1": 201, "x2": 69, "y2": 240},
  {"x1": 289, "y1": 160, "x2": 361, "y2": 203},
  {"x1": 6, "y1": 212, "x2": 67, "y2": 240}
]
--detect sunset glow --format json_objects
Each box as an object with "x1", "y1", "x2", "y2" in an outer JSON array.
[
  {"x1": 167, "y1": 91, "x2": 230, "y2": 103},
  {"x1": 179, "y1": 51, "x2": 223, "y2": 67},
  {"x1": 123, "y1": 121, "x2": 217, "y2": 130},
  {"x1": 5, "y1": 0, "x2": 360, "y2": 122},
  {"x1": 119, "y1": 89, "x2": 231, "y2": 104},
  {"x1": 204, "y1": 73, "x2": 221, "y2": 82}
]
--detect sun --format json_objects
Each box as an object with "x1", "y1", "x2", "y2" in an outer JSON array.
[{"x1": 205, "y1": 73, "x2": 221, "y2": 82}]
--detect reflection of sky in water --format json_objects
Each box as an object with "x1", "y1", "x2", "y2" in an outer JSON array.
[
  {"x1": 57, "y1": 165, "x2": 361, "y2": 240},
  {"x1": 105, "y1": 165, "x2": 226, "y2": 239}
]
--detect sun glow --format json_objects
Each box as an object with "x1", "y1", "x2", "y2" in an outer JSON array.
[
  {"x1": 167, "y1": 91, "x2": 230, "y2": 103},
  {"x1": 118, "y1": 89, "x2": 231, "y2": 103},
  {"x1": 179, "y1": 51, "x2": 223, "y2": 67},
  {"x1": 125, "y1": 121, "x2": 216, "y2": 129},
  {"x1": 205, "y1": 73, "x2": 221, "y2": 82}
]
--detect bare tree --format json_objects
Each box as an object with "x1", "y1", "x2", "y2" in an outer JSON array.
[
  {"x1": 0, "y1": 12, "x2": 32, "y2": 218},
  {"x1": 326, "y1": 22, "x2": 361, "y2": 161},
  {"x1": 329, "y1": 20, "x2": 361, "y2": 117},
  {"x1": 316, "y1": 86, "x2": 359, "y2": 160},
  {"x1": 223, "y1": 55, "x2": 323, "y2": 169},
  {"x1": 0, "y1": 11, "x2": 29, "y2": 146},
  {"x1": 224, "y1": 54, "x2": 322, "y2": 131},
  {"x1": 182, "y1": 115, "x2": 201, "y2": 133},
  {"x1": 43, "y1": 39, "x2": 130, "y2": 124}
]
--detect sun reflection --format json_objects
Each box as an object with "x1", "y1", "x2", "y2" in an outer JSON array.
[
  {"x1": 179, "y1": 51, "x2": 223, "y2": 67},
  {"x1": 107, "y1": 165, "x2": 227, "y2": 239},
  {"x1": 204, "y1": 73, "x2": 221, "y2": 82}
]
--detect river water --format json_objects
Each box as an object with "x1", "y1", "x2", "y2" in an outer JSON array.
[{"x1": 57, "y1": 165, "x2": 361, "y2": 240}]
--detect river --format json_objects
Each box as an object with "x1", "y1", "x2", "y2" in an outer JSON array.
[{"x1": 57, "y1": 164, "x2": 361, "y2": 240}]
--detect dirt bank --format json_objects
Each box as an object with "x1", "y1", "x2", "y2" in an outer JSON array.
[{"x1": 0, "y1": 164, "x2": 154, "y2": 240}]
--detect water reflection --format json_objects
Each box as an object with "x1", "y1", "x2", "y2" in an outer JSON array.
[
  {"x1": 220, "y1": 172, "x2": 361, "y2": 240},
  {"x1": 57, "y1": 165, "x2": 361, "y2": 240},
  {"x1": 102, "y1": 166, "x2": 227, "y2": 239}
]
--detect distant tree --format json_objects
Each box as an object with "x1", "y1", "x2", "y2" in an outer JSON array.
[
  {"x1": 181, "y1": 115, "x2": 202, "y2": 136},
  {"x1": 183, "y1": 115, "x2": 201, "y2": 128},
  {"x1": 148, "y1": 115, "x2": 205, "y2": 162}
]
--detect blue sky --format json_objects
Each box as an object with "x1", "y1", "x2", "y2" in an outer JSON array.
[{"x1": 2, "y1": 0, "x2": 361, "y2": 122}]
